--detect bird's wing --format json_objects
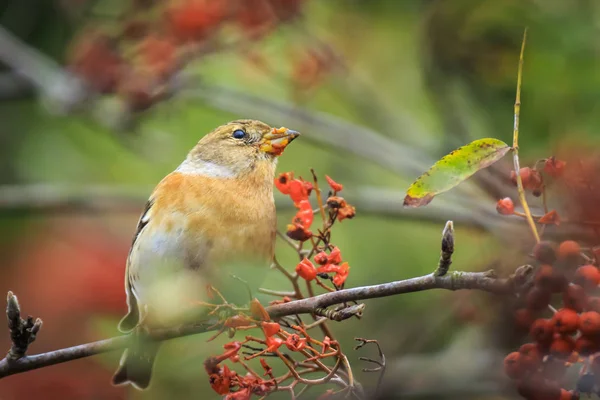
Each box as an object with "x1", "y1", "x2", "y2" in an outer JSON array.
[{"x1": 117, "y1": 199, "x2": 153, "y2": 333}]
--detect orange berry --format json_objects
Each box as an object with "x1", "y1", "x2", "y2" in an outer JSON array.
[
  {"x1": 550, "y1": 336, "x2": 575, "y2": 358},
  {"x1": 552, "y1": 308, "x2": 580, "y2": 334},
  {"x1": 574, "y1": 264, "x2": 600, "y2": 288},
  {"x1": 579, "y1": 311, "x2": 600, "y2": 336},
  {"x1": 557, "y1": 240, "x2": 581, "y2": 260},
  {"x1": 496, "y1": 197, "x2": 514, "y2": 215},
  {"x1": 563, "y1": 284, "x2": 588, "y2": 312},
  {"x1": 533, "y1": 241, "x2": 557, "y2": 264},
  {"x1": 526, "y1": 287, "x2": 552, "y2": 311},
  {"x1": 503, "y1": 352, "x2": 523, "y2": 380}
]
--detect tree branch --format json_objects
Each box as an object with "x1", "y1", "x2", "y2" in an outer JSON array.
[{"x1": 0, "y1": 263, "x2": 532, "y2": 380}]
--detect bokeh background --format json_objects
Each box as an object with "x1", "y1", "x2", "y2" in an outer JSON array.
[{"x1": 1, "y1": 0, "x2": 599, "y2": 399}]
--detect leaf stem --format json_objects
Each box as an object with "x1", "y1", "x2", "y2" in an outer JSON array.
[{"x1": 512, "y1": 28, "x2": 540, "y2": 243}]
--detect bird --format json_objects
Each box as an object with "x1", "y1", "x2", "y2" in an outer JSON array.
[{"x1": 111, "y1": 119, "x2": 299, "y2": 390}]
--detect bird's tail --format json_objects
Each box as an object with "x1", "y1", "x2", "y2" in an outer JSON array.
[{"x1": 111, "y1": 331, "x2": 161, "y2": 390}]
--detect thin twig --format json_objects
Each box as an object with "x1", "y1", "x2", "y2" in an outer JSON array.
[{"x1": 511, "y1": 28, "x2": 540, "y2": 243}]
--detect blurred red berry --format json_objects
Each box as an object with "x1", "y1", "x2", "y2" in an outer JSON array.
[
  {"x1": 503, "y1": 352, "x2": 523, "y2": 380},
  {"x1": 496, "y1": 197, "x2": 515, "y2": 215},
  {"x1": 69, "y1": 32, "x2": 123, "y2": 93},
  {"x1": 579, "y1": 311, "x2": 600, "y2": 336},
  {"x1": 514, "y1": 308, "x2": 534, "y2": 330},
  {"x1": 526, "y1": 287, "x2": 552, "y2": 311},
  {"x1": 587, "y1": 296, "x2": 600, "y2": 312},
  {"x1": 535, "y1": 265, "x2": 566, "y2": 293},
  {"x1": 533, "y1": 241, "x2": 557, "y2": 264},
  {"x1": 530, "y1": 318, "x2": 554, "y2": 346},
  {"x1": 166, "y1": 0, "x2": 227, "y2": 42},
  {"x1": 544, "y1": 157, "x2": 567, "y2": 178},
  {"x1": 574, "y1": 265, "x2": 600, "y2": 288},
  {"x1": 138, "y1": 34, "x2": 178, "y2": 78},
  {"x1": 518, "y1": 343, "x2": 542, "y2": 370},
  {"x1": 563, "y1": 284, "x2": 588, "y2": 312},
  {"x1": 551, "y1": 308, "x2": 579, "y2": 334},
  {"x1": 557, "y1": 240, "x2": 581, "y2": 260}
]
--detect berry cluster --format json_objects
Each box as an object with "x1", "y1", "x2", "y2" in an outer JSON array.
[
  {"x1": 497, "y1": 156, "x2": 567, "y2": 221},
  {"x1": 67, "y1": 0, "x2": 313, "y2": 113},
  {"x1": 205, "y1": 303, "x2": 341, "y2": 399},
  {"x1": 275, "y1": 172, "x2": 355, "y2": 242},
  {"x1": 505, "y1": 240, "x2": 600, "y2": 399}
]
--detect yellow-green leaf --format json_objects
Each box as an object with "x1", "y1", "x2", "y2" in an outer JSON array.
[{"x1": 404, "y1": 138, "x2": 510, "y2": 207}]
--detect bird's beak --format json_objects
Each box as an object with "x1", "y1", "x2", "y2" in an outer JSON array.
[{"x1": 259, "y1": 127, "x2": 300, "y2": 156}]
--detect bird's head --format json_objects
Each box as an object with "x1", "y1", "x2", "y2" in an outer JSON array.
[{"x1": 181, "y1": 119, "x2": 300, "y2": 178}]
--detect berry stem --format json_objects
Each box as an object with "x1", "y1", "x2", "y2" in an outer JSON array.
[{"x1": 512, "y1": 28, "x2": 540, "y2": 243}]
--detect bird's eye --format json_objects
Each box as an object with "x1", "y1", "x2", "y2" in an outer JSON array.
[{"x1": 232, "y1": 129, "x2": 246, "y2": 139}]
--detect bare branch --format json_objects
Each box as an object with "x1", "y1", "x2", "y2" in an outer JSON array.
[{"x1": 0, "y1": 265, "x2": 531, "y2": 380}]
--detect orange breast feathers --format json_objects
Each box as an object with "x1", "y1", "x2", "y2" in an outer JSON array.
[{"x1": 150, "y1": 167, "x2": 277, "y2": 269}]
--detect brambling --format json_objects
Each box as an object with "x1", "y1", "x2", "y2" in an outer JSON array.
[{"x1": 111, "y1": 119, "x2": 299, "y2": 390}]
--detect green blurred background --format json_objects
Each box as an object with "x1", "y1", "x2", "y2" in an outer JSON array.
[{"x1": 0, "y1": 0, "x2": 599, "y2": 399}]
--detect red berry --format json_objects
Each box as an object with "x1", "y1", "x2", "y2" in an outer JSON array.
[
  {"x1": 533, "y1": 241, "x2": 557, "y2": 264},
  {"x1": 511, "y1": 167, "x2": 543, "y2": 190},
  {"x1": 313, "y1": 251, "x2": 328, "y2": 265},
  {"x1": 550, "y1": 336, "x2": 575, "y2": 358},
  {"x1": 563, "y1": 284, "x2": 588, "y2": 312},
  {"x1": 552, "y1": 308, "x2": 580, "y2": 334},
  {"x1": 295, "y1": 258, "x2": 316, "y2": 281},
  {"x1": 526, "y1": 287, "x2": 552, "y2": 311},
  {"x1": 530, "y1": 318, "x2": 554, "y2": 345},
  {"x1": 579, "y1": 311, "x2": 600, "y2": 336},
  {"x1": 544, "y1": 157, "x2": 566, "y2": 178},
  {"x1": 557, "y1": 240, "x2": 581, "y2": 260},
  {"x1": 496, "y1": 197, "x2": 515, "y2": 215},
  {"x1": 503, "y1": 352, "x2": 523, "y2": 379},
  {"x1": 574, "y1": 264, "x2": 600, "y2": 289}
]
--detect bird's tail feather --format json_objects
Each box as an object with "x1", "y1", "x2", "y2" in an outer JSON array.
[{"x1": 112, "y1": 332, "x2": 161, "y2": 390}]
